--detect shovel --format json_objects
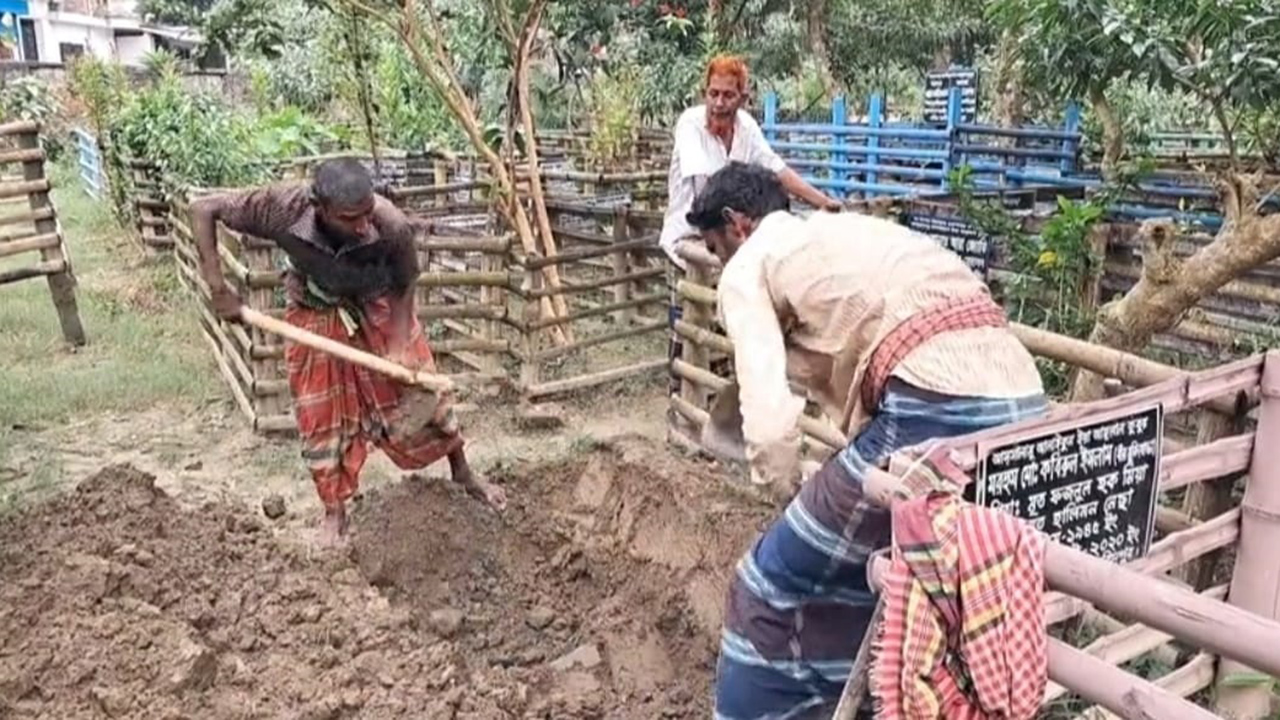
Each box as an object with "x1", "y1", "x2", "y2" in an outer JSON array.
[
  {"x1": 238, "y1": 307, "x2": 459, "y2": 437},
  {"x1": 700, "y1": 382, "x2": 748, "y2": 463}
]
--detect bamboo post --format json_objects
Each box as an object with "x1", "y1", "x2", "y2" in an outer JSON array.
[
  {"x1": 1176, "y1": 404, "x2": 1246, "y2": 590},
  {"x1": 240, "y1": 231, "x2": 275, "y2": 427},
  {"x1": 479, "y1": 243, "x2": 505, "y2": 375},
  {"x1": 520, "y1": 266, "x2": 543, "y2": 394},
  {"x1": 679, "y1": 258, "x2": 713, "y2": 422},
  {"x1": 433, "y1": 160, "x2": 448, "y2": 210},
  {"x1": 1215, "y1": 350, "x2": 1280, "y2": 718},
  {"x1": 19, "y1": 129, "x2": 86, "y2": 346},
  {"x1": 612, "y1": 204, "x2": 633, "y2": 325}
]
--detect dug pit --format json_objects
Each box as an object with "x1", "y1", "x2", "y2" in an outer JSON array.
[{"x1": 0, "y1": 440, "x2": 772, "y2": 718}]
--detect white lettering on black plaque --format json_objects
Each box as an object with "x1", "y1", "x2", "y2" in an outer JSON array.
[
  {"x1": 924, "y1": 68, "x2": 980, "y2": 125},
  {"x1": 901, "y1": 211, "x2": 991, "y2": 280},
  {"x1": 975, "y1": 404, "x2": 1163, "y2": 563}
]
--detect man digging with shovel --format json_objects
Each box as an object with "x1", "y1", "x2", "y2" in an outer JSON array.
[
  {"x1": 193, "y1": 158, "x2": 506, "y2": 547},
  {"x1": 686, "y1": 163, "x2": 1048, "y2": 719}
]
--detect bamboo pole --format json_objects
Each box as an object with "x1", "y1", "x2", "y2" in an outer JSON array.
[
  {"x1": 1046, "y1": 509, "x2": 1240, "y2": 624},
  {"x1": 0, "y1": 147, "x2": 45, "y2": 165},
  {"x1": 416, "y1": 271, "x2": 515, "y2": 288},
  {"x1": 0, "y1": 120, "x2": 39, "y2": 136},
  {"x1": 1177, "y1": 406, "x2": 1247, "y2": 590},
  {"x1": 532, "y1": 320, "x2": 666, "y2": 363},
  {"x1": 612, "y1": 205, "x2": 634, "y2": 325},
  {"x1": 676, "y1": 279, "x2": 717, "y2": 306},
  {"x1": 523, "y1": 268, "x2": 664, "y2": 299},
  {"x1": 1216, "y1": 351, "x2": 1280, "y2": 718},
  {"x1": 1160, "y1": 433, "x2": 1254, "y2": 492},
  {"x1": 1043, "y1": 585, "x2": 1228, "y2": 702},
  {"x1": 417, "y1": 236, "x2": 511, "y2": 253},
  {"x1": 1011, "y1": 323, "x2": 1256, "y2": 416},
  {"x1": 239, "y1": 308, "x2": 454, "y2": 393},
  {"x1": 197, "y1": 316, "x2": 257, "y2": 425},
  {"x1": 0, "y1": 207, "x2": 54, "y2": 229},
  {"x1": 528, "y1": 293, "x2": 666, "y2": 330},
  {"x1": 522, "y1": 236, "x2": 655, "y2": 270},
  {"x1": 0, "y1": 232, "x2": 59, "y2": 258},
  {"x1": 674, "y1": 319, "x2": 735, "y2": 354},
  {"x1": 419, "y1": 304, "x2": 508, "y2": 321},
  {"x1": 525, "y1": 358, "x2": 667, "y2": 399}
]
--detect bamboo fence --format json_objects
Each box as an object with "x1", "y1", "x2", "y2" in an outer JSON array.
[
  {"x1": 854, "y1": 190, "x2": 1280, "y2": 367},
  {"x1": 0, "y1": 121, "x2": 86, "y2": 346},
  {"x1": 513, "y1": 194, "x2": 670, "y2": 400},
  {"x1": 671, "y1": 243, "x2": 1280, "y2": 718},
  {"x1": 151, "y1": 156, "x2": 671, "y2": 434},
  {"x1": 127, "y1": 159, "x2": 173, "y2": 251}
]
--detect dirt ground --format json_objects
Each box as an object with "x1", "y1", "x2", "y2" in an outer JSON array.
[{"x1": 0, "y1": 399, "x2": 777, "y2": 719}]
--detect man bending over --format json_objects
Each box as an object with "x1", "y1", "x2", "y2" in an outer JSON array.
[
  {"x1": 686, "y1": 162, "x2": 1047, "y2": 719},
  {"x1": 193, "y1": 158, "x2": 506, "y2": 546}
]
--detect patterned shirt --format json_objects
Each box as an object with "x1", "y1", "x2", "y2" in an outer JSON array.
[{"x1": 212, "y1": 182, "x2": 420, "y2": 307}]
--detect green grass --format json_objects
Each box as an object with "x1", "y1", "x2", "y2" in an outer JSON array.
[{"x1": 0, "y1": 159, "x2": 220, "y2": 436}]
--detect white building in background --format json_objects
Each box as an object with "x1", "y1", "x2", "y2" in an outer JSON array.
[{"x1": 0, "y1": 0, "x2": 220, "y2": 68}]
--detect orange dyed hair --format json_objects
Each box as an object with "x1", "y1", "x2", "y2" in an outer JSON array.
[{"x1": 704, "y1": 55, "x2": 749, "y2": 92}]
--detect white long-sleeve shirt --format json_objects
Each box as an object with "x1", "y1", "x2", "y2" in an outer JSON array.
[{"x1": 659, "y1": 105, "x2": 786, "y2": 269}]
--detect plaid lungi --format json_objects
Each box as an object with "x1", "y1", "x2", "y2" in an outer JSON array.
[
  {"x1": 713, "y1": 380, "x2": 1047, "y2": 720},
  {"x1": 284, "y1": 298, "x2": 463, "y2": 509}
]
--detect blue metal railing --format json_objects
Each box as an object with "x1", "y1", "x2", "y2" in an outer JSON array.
[{"x1": 72, "y1": 128, "x2": 106, "y2": 200}]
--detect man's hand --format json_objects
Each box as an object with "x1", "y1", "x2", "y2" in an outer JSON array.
[
  {"x1": 820, "y1": 197, "x2": 844, "y2": 213},
  {"x1": 211, "y1": 285, "x2": 244, "y2": 322},
  {"x1": 385, "y1": 343, "x2": 414, "y2": 370}
]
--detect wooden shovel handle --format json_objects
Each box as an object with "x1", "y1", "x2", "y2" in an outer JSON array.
[{"x1": 239, "y1": 307, "x2": 455, "y2": 394}]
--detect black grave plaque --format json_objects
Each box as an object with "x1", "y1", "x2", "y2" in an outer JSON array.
[
  {"x1": 901, "y1": 210, "x2": 993, "y2": 279},
  {"x1": 973, "y1": 404, "x2": 1164, "y2": 563}
]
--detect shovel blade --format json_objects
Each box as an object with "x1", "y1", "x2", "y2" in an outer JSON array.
[{"x1": 700, "y1": 383, "x2": 747, "y2": 463}]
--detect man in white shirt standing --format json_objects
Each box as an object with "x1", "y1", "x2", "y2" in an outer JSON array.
[{"x1": 662, "y1": 55, "x2": 840, "y2": 395}]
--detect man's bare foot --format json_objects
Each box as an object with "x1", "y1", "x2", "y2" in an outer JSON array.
[
  {"x1": 318, "y1": 505, "x2": 349, "y2": 548},
  {"x1": 456, "y1": 466, "x2": 507, "y2": 512},
  {"x1": 448, "y1": 448, "x2": 507, "y2": 512}
]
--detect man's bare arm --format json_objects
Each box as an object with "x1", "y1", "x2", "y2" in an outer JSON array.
[
  {"x1": 191, "y1": 195, "x2": 244, "y2": 320},
  {"x1": 777, "y1": 167, "x2": 841, "y2": 210}
]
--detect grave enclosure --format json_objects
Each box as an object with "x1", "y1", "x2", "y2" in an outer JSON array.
[{"x1": 119, "y1": 134, "x2": 672, "y2": 433}]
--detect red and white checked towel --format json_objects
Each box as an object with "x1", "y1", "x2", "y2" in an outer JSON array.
[{"x1": 872, "y1": 483, "x2": 1047, "y2": 720}]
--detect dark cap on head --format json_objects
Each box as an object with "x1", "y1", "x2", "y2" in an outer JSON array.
[
  {"x1": 312, "y1": 157, "x2": 374, "y2": 208},
  {"x1": 686, "y1": 161, "x2": 790, "y2": 232}
]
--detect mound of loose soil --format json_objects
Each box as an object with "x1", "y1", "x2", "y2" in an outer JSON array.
[
  {"x1": 350, "y1": 441, "x2": 775, "y2": 718},
  {"x1": 0, "y1": 442, "x2": 774, "y2": 719},
  {"x1": 0, "y1": 464, "x2": 462, "y2": 719}
]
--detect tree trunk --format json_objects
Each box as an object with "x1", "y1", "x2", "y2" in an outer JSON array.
[
  {"x1": 991, "y1": 29, "x2": 1023, "y2": 129},
  {"x1": 1089, "y1": 86, "x2": 1124, "y2": 181},
  {"x1": 510, "y1": 0, "x2": 572, "y2": 332},
  {"x1": 805, "y1": 0, "x2": 839, "y2": 97},
  {"x1": 337, "y1": 0, "x2": 574, "y2": 345},
  {"x1": 1069, "y1": 186, "x2": 1280, "y2": 402}
]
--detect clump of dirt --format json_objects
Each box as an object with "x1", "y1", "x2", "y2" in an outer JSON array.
[
  {"x1": 350, "y1": 440, "x2": 775, "y2": 718},
  {"x1": 0, "y1": 464, "x2": 483, "y2": 719},
  {"x1": 0, "y1": 442, "x2": 774, "y2": 719}
]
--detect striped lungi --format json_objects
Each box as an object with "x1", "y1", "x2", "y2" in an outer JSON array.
[{"x1": 713, "y1": 379, "x2": 1048, "y2": 720}]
